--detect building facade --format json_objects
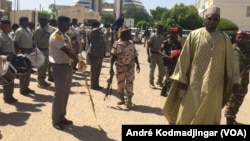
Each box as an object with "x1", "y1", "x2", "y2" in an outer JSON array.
[
  {"x1": 72, "y1": 0, "x2": 103, "y2": 13},
  {"x1": 0, "y1": 0, "x2": 12, "y2": 18},
  {"x1": 196, "y1": 0, "x2": 250, "y2": 31},
  {"x1": 123, "y1": 0, "x2": 143, "y2": 8},
  {"x1": 57, "y1": 5, "x2": 101, "y2": 24}
]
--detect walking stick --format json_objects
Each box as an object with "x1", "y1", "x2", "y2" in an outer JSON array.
[{"x1": 83, "y1": 72, "x2": 97, "y2": 118}]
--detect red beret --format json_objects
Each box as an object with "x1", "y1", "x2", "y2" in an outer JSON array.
[
  {"x1": 236, "y1": 30, "x2": 247, "y2": 36},
  {"x1": 169, "y1": 27, "x2": 178, "y2": 33}
]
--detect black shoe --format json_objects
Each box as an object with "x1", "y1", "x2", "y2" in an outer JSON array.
[
  {"x1": 48, "y1": 77, "x2": 54, "y2": 82},
  {"x1": 60, "y1": 119, "x2": 73, "y2": 125},
  {"x1": 53, "y1": 123, "x2": 64, "y2": 130},
  {"x1": 160, "y1": 92, "x2": 168, "y2": 97},
  {"x1": 20, "y1": 90, "x2": 30, "y2": 96},
  {"x1": 31, "y1": 69, "x2": 36, "y2": 74},
  {"x1": 26, "y1": 88, "x2": 35, "y2": 93},
  {"x1": 4, "y1": 97, "x2": 18, "y2": 103},
  {"x1": 91, "y1": 86, "x2": 103, "y2": 90}
]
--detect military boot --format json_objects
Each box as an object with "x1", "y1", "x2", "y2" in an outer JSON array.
[
  {"x1": 125, "y1": 96, "x2": 134, "y2": 109},
  {"x1": 117, "y1": 93, "x2": 125, "y2": 105}
]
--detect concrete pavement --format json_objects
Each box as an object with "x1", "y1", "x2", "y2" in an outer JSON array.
[{"x1": 0, "y1": 43, "x2": 249, "y2": 141}]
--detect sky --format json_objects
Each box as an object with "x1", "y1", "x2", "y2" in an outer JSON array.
[{"x1": 11, "y1": 0, "x2": 195, "y2": 12}]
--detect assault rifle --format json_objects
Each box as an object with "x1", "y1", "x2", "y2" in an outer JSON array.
[{"x1": 104, "y1": 71, "x2": 114, "y2": 101}]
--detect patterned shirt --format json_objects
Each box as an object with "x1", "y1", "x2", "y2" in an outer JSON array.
[{"x1": 111, "y1": 40, "x2": 138, "y2": 66}]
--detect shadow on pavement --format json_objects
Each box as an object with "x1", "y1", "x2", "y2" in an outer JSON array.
[
  {"x1": 12, "y1": 101, "x2": 46, "y2": 112},
  {"x1": 109, "y1": 104, "x2": 163, "y2": 116},
  {"x1": 0, "y1": 111, "x2": 31, "y2": 126},
  {"x1": 62, "y1": 124, "x2": 116, "y2": 141},
  {"x1": 25, "y1": 93, "x2": 53, "y2": 103}
]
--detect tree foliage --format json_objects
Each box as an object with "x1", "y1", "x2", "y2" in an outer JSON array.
[
  {"x1": 150, "y1": 7, "x2": 168, "y2": 22},
  {"x1": 100, "y1": 13, "x2": 114, "y2": 25},
  {"x1": 160, "y1": 3, "x2": 203, "y2": 30},
  {"x1": 38, "y1": 11, "x2": 50, "y2": 19},
  {"x1": 122, "y1": 4, "x2": 152, "y2": 26},
  {"x1": 136, "y1": 20, "x2": 150, "y2": 29},
  {"x1": 217, "y1": 18, "x2": 238, "y2": 31}
]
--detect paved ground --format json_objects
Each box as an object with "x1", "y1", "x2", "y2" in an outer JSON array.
[{"x1": 0, "y1": 43, "x2": 249, "y2": 141}]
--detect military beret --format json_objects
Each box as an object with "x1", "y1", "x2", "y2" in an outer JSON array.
[
  {"x1": 92, "y1": 21, "x2": 101, "y2": 28},
  {"x1": 1, "y1": 19, "x2": 11, "y2": 25},
  {"x1": 39, "y1": 17, "x2": 48, "y2": 21},
  {"x1": 57, "y1": 16, "x2": 70, "y2": 22},
  {"x1": 19, "y1": 17, "x2": 28, "y2": 22},
  {"x1": 236, "y1": 30, "x2": 247, "y2": 36}
]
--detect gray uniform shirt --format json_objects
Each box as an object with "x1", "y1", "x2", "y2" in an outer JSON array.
[{"x1": 14, "y1": 26, "x2": 33, "y2": 49}]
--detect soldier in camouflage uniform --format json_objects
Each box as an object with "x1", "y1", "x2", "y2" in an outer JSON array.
[
  {"x1": 159, "y1": 27, "x2": 182, "y2": 97},
  {"x1": 224, "y1": 30, "x2": 250, "y2": 125},
  {"x1": 110, "y1": 29, "x2": 140, "y2": 109}
]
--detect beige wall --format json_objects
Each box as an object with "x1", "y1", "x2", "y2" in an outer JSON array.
[
  {"x1": 57, "y1": 6, "x2": 101, "y2": 24},
  {"x1": 220, "y1": 5, "x2": 250, "y2": 31},
  {"x1": 10, "y1": 10, "x2": 39, "y2": 25},
  {"x1": 196, "y1": 0, "x2": 250, "y2": 31}
]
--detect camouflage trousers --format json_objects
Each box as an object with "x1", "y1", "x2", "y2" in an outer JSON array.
[
  {"x1": 224, "y1": 83, "x2": 248, "y2": 118},
  {"x1": 116, "y1": 65, "x2": 135, "y2": 96}
]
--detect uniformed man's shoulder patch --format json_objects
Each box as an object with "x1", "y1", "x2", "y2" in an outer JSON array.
[{"x1": 53, "y1": 31, "x2": 63, "y2": 40}]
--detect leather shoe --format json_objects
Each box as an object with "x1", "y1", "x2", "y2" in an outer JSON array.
[
  {"x1": 48, "y1": 77, "x2": 54, "y2": 82},
  {"x1": 53, "y1": 123, "x2": 64, "y2": 130},
  {"x1": 160, "y1": 92, "x2": 168, "y2": 97},
  {"x1": 4, "y1": 97, "x2": 18, "y2": 103},
  {"x1": 20, "y1": 90, "x2": 30, "y2": 96},
  {"x1": 60, "y1": 119, "x2": 73, "y2": 125},
  {"x1": 27, "y1": 88, "x2": 35, "y2": 93},
  {"x1": 91, "y1": 86, "x2": 103, "y2": 90}
]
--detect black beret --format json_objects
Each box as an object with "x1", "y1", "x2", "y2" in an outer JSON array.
[
  {"x1": 39, "y1": 17, "x2": 48, "y2": 21},
  {"x1": 92, "y1": 21, "x2": 100, "y2": 28},
  {"x1": 1, "y1": 19, "x2": 11, "y2": 25},
  {"x1": 19, "y1": 17, "x2": 28, "y2": 22},
  {"x1": 72, "y1": 18, "x2": 77, "y2": 22},
  {"x1": 57, "y1": 16, "x2": 70, "y2": 22}
]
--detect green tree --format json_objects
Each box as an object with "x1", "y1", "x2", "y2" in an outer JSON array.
[
  {"x1": 38, "y1": 11, "x2": 50, "y2": 19},
  {"x1": 217, "y1": 18, "x2": 238, "y2": 31},
  {"x1": 49, "y1": 4, "x2": 57, "y2": 13},
  {"x1": 136, "y1": 20, "x2": 150, "y2": 29},
  {"x1": 100, "y1": 13, "x2": 114, "y2": 25},
  {"x1": 49, "y1": 4, "x2": 57, "y2": 17},
  {"x1": 160, "y1": 4, "x2": 203, "y2": 30},
  {"x1": 218, "y1": 18, "x2": 239, "y2": 43},
  {"x1": 150, "y1": 7, "x2": 168, "y2": 22},
  {"x1": 122, "y1": 4, "x2": 151, "y2": 26}
]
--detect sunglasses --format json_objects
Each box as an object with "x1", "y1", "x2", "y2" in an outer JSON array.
[{"x1": 207, "y1": 17, "x2": 219, "y2": 22}]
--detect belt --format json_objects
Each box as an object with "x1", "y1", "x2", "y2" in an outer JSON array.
[
  {"x1": 151, "y1": 50, "x2": 159, "y2": 54},
  {"x1": 38, "y1": 48, "x2": 48, "y2": 51},
  {"x1": 20, "y1": 48, "x2": 33, "y2": 54},
  {"x1": 52, "y1": 63, "x2": 72, "y2": 66}
]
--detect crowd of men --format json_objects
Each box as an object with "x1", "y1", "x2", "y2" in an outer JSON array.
[{"x1": 0, "y1": 5, "x2": 249, "y2": 129}]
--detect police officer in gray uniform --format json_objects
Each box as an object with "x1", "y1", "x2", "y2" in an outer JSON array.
[
  {"x1": 49, "y1": 16, "x2": 79, "y2": 130},
  {"x1": 0, "y1": 19, "x2": 18, "y2": 103},
  {"x1": 14, "y1": 17, "x2": 35, "y2": 95}
]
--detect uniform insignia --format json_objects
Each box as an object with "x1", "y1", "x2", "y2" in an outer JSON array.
[{"x1": 54, "y1": 32, "x2": 63, "y2": 40}]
